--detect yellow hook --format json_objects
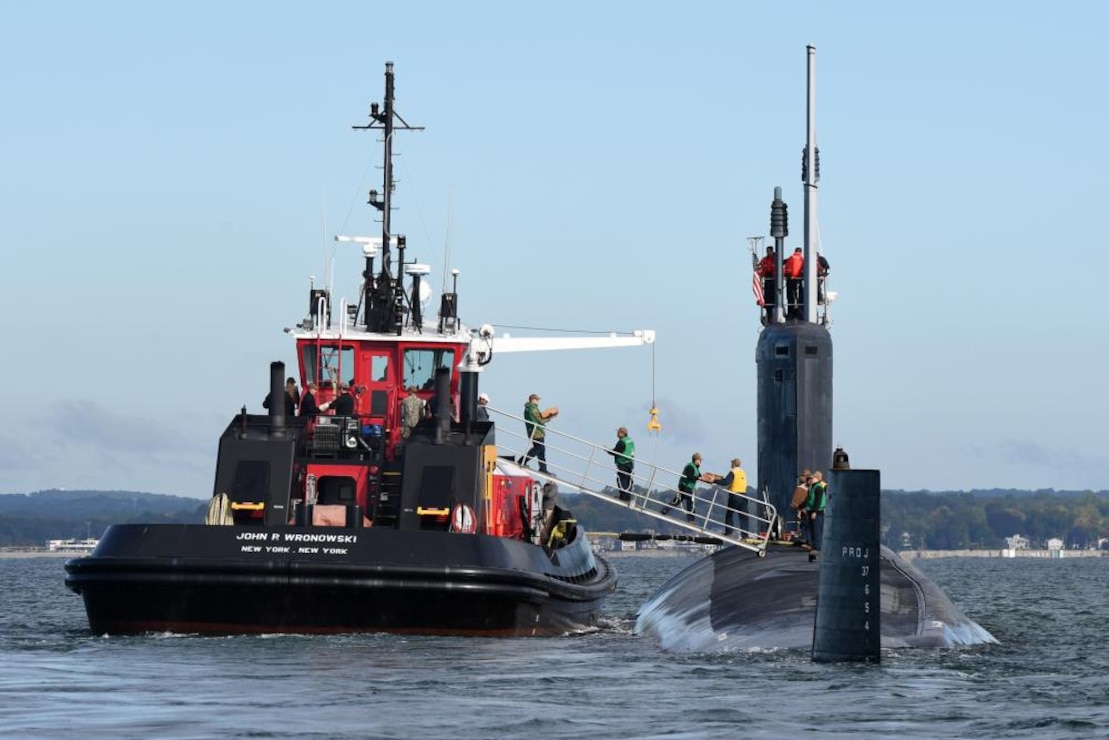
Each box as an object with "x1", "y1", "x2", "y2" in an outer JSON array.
[{"x1": 647, "y1": 406, "x2": 662, "y2": 435}]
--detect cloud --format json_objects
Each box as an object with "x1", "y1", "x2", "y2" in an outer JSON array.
[
  {"x1": 0, "y1": 433, "x2": 59, "y2": 477},
  {"x1": 992, "y1": 438, "x2": 1109, "y2": 476},
  {"x1": 0, "y1": 399, "x2": 216, "y2": 495},
  {"x1": 644, "y1": 398, "x2": 708, "y2": 447},
  {"x1": 47, "y1": 399, "x2": 200, "y2": 456}
]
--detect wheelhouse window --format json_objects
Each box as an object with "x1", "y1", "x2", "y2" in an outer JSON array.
[
  {"x1": 370, "y1": 353, "x2": 390, "y2": 383},
  {"x1": 301, "y1": 344, "x2": 355, "y2": 389},
  {"x1": 404, "y1": 348, "x2": 455, "y2": 390}
]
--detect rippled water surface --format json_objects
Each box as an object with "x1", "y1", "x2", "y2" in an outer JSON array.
[{"x1": 1, "y1": 553, "x2": 1106, "y2": 739}]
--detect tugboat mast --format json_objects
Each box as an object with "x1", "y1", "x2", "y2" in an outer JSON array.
[{"x1": 353, "y1": 61, "x2": 424, "y2": 334}]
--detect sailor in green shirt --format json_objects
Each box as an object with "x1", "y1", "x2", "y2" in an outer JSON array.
[
  {"x1": 661, "y1": 452, "x2": 703, "y2": 523},
  {"x1": 607, "y1": 426, "x2": 635, "y2": 502},
  {"x1": 803, "y1": 470, "x2": 828, "y2": 556},
  {"x1": 520, "y1": 393, "x2": 557, "y2": 474}
]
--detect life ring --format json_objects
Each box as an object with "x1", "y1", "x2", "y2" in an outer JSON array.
[{"x1": 450, "y1": 503, "x2": 477, "y2": 534}]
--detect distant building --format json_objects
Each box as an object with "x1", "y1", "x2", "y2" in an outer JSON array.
[
  {"x1": 46, "y1": 538, "x2": 98, "y2": 554},
  {"x1": 1005, "y1": 534, "x2": 1029, "y2": 550}
]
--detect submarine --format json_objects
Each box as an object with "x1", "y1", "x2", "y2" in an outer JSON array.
[{"x1": 635, "y1": 46, "x2": 996, "y2": 656}]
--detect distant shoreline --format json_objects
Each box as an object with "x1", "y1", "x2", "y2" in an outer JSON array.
[
  {"x1": 0, "y1": 549, "x2": 79, "y2": 559},
  {"x1": 901, "y1": 549, "x2": 1106, "y2": 559}
]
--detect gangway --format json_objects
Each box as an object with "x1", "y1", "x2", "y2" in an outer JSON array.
[{"x1": 484, "y1": 407, "x2": 778, "y2": 555}]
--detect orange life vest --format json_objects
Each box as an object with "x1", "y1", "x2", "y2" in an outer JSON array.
[{"x1": 784, "y1": 252, "x2": 804, "y2": 278}]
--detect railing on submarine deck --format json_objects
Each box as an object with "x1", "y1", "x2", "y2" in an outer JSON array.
[
  {"x1": 484, "y1": 406, "x2": 777, "y2": 555},
  {"x1": 760, "y1": 275, "x2": 833, "y2": 327}
]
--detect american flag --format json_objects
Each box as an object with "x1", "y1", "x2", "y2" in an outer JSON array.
[{"x1": 752, "y1": 271, "x2": 765, "y2": 306}]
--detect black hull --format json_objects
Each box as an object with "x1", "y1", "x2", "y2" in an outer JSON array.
[
  {"x1": 636, "y1": 543, "x2": 996, "y2": 651},
  {"x1": 65, "y1": 524, "x2": 616, "y2": 636}
]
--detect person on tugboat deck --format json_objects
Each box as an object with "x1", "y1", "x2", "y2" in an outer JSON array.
[
  {"x1": 475, "y1": 392, "x2": 490, "y2": 422},
  {"x1": 520, "y1": 393, "x2": 557, "y2": 474},
  {"x1": 299, "y1": 382, "x2": 320, "y2": 417},
  {"x1": 322, "y1": 383, "x2": 360, "y2": 416},
  {"x1": 263, "y1": 377, "x2": 298, "y2": 416},
  {"x1": 400, "y1": 385, "x2": 425, "y2": 439}
]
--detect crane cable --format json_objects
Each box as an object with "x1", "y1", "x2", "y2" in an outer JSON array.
[
  {"x1": 647, "y1": 341, "x2": 661, "y2": 435},
  {"x1": 647, "y1": 342, "x2": 661, "y2": 471}
]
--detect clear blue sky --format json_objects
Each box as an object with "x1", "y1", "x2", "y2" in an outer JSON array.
[{"x1": 1, "y1": 2, "x2": 1105, "y2": 498}]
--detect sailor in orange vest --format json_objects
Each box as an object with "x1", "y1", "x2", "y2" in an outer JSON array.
[
  {"x1": 755, "y1": 246, "x2": 777, "y2": 325},
  {"x1": 783, "y1": 247, "x2": 804, "y2": 319}
]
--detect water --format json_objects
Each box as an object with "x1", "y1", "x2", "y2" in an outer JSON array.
[{"x1": 1, "y1": 552, "x2": 1107, "y2": 739}]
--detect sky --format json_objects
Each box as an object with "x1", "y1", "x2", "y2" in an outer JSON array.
[{"x1": 1, "y1": 2, "x2": 1106, "y2": 498}]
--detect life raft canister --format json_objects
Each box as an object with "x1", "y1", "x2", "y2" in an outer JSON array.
[{"x1": 450, "y1": 503, "x2": 477, "y2": 534}]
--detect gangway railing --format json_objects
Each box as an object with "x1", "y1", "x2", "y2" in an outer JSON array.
[{"x1": 485, "y1": 407, "x2": 777, "y2": 555}]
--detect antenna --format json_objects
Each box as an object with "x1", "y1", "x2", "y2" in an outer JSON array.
[
  {"x1": 321, "y1": 191, "x2": 328, "y2": 294},
  {"x1": 353, "y1": 62, "x2": 425, "y2": 334},
  {"x1": 802, "y1": 45, "x2": 820, "y2": 324},
  {"x1": 441, "y1": 192, "x2": 455, "y2": 294}
]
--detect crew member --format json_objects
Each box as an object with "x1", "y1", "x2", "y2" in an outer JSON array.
[
  {"x1": 475, "y1": 392, "x2": 491, "y2": 422},
  {"x1": 756, "y1": 246, "x2": 777, "y2": 324},
  {"x1": 713, "y1": 458, "x2": 748, "y2": 538},
  {"x1": 400, "y1": 385, "x2": 425, "y2": 440},
  {"x1": 816, "y1": 252, "x2": 830, "y2": 305},
  {"x1": 783, "y1": 247, "x2": 804, "y2": 319},
  {"x1": 299, "y1": 382, "x2": 321, "y2": 417},
  {"x1": 322, "y1": 383, "x2": 360, "y2": 416},
  {"x1": 607, "y1": 426, "x2": 635, "y2": 502},
  {"x1": 263, "y1": 377, "x2": 298, "y2": 416},
  {"x1": 791, "y1": 469, "x2": 812, "y2": 542},
  {"x1": 661, "y1": 452, "x2": 704, "y2": 524},
  {"x1": 804, "y1": 470, "x2": 828, "y2": 559},
  {"x1": 520, "y1": 393, "x2": 557, "y2": 474}
]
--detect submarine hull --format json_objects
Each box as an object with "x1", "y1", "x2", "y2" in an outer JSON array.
[{"x1": 635, "y1": 543, "x2": 996, "y2": 652}]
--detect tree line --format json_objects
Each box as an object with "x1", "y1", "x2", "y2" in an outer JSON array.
[
  {"x1": 0, "y1": 490, "x2": 206, "y2": 547},
  {"x1": 568, "y1": 486, "x2": 1109, "y2": 551},
  {"x1": 2, "y1": 488, "x2": 1107, "y2": 551},
  {"x1": 879, "y1": 489, "x2": 1109, "y2": 550}
]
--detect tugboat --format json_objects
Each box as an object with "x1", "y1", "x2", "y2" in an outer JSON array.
[{"x1": 65, "y1": 63, "x2": 646, "y2": 636}]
